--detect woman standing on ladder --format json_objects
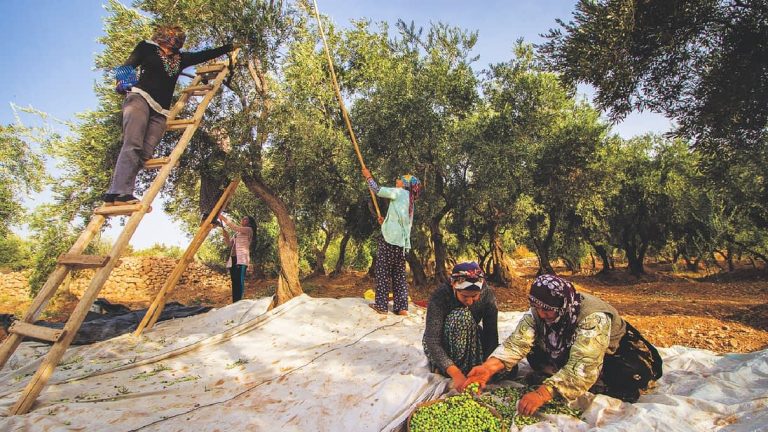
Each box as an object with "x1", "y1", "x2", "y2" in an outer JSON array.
[
  {"x1": 220, "y1": 214, "x2": 256, "y2": 302},
  {"x1": 105, "y1": 24, "x2": 234, "y2": 205}
]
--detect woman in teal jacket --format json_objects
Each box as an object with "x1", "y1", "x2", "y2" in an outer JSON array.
[{"x1": 362, "y1": 168, "x2": 422, "y2": 315}]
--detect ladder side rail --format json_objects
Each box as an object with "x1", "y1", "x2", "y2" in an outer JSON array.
[
  {"x1": 135, "y1": 58, "x2": 239, "y2": 332},
  {"x1": 0, "y1": 215, "x2": 106, "y2": 369},
  {"x1": 136, "y1": 179, "x2": 240, "y2": 334},
  {"x1": 166, "y1": 51, "x2": 234, "y2": 121},
  {"x1": 106, "y1": 60, "x2": 235, "y2": 336},
  {"x1": 136, "y1": 254, "x2": 195, "y2": 334},
  {"x1": 139, "y1": 63, "x2": 232, "y2": 205},
  {"x1": 10, "y1": 53, "x2": 238, "y2": 414},
  {"x1": 166, "y1": 74, "x2": 204, "y2": 121},
  {"x1": 10, "y1": 200, "x2": 154, "y2": 414},
  {"x1": 11, "y1": 118, "x2": 199, "y2": 412},
  {"x1": 10, "y1": 69, "x2": 221, "y2": 414},
  {"x1": 21, "y1": 216, "x2": 107, "y2": 322},
  {"x1": 129, "y1": 68, "x2": 226, "y2": 219}
]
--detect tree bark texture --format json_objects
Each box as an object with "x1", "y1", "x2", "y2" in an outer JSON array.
[
  {"x1": 624, "y1": 241, "x2": 647, "y2": 276},
  {"x1": 309, "y1": 227, "x2": 332, "y2": 277},
  {"x1": 528, "y1": 214, "x2": 556, "y2": 276},
  {"x1": 243, "y1": 176, "x2": 302, "y2": 304},
  {"x1": 591, "y1": 243, "x2": 612, "y2": 273},
  {"x1": 430, "y1": 211, "x2": 450, "y2": 286},
  {"x1": 406, "y1": 249, "x2": 429, "y2": 288},
  {"x1": 560, "y1": 256, "x2": 580, "y2": 273},
  {"x1": 488, "y1": 222, "x2": 520, "y2": 285},
  {"x1": 331, "y1": 231, "x2": 351, "y2": 276}
]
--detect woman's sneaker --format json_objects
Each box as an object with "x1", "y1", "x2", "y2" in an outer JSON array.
[
  {"x1": 102, "y1": 193, "x2": 118, "y2": 205},
  {"x1": 104, "y1": 194, "x2": 140, "y2": 206},
  {"x1": 116, "y1": 194, "x2": 140, "y2": 204},
  {"x1": 368, "y1": 303, "x2": 387, "y2": 315}
]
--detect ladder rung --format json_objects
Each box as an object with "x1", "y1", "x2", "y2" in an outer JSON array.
[
  {"x1": 9, "y1": 322, "x2": 66, "y2": 343},
  {"x1": 182, "y1": 84, "x2": 214, "y2": 94},
  {"x1": 144, "y1": 157, "x2": 171, "y2": 170},
  {"x1": 57, "y1": 253, "x2": 109, "y2": 268},
  {"x1": 94, "y1": 204, "x2": 151, "y2": 216},
  {"x1": 166, "y1": 119, "x2": 196, "y2": 130},
  {"x1": 196, "y1": 63, "x2": 226, "y2": 74}
]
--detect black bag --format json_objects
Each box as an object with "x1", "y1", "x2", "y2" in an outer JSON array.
[{"x1": 601, "y1": 321, "x2": 663, "y2": 402}]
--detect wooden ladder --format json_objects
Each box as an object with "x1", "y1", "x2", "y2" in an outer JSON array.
[
  {"x1": 0, "y1": 50, "x2": 239, "y2": 415},
  {"x1": 133, "y1": 178, "x2": 240, "y2": 336}
]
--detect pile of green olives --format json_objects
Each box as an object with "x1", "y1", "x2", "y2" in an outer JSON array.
[
  {"x1": 477, "y1": 385, "x2": 583, "y2": 428},
  {"x1": 409, "y1": 385, "x2": 502, "y2": 432}
]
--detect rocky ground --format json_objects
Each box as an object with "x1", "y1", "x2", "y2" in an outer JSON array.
[{"x1": 1, "y1": 263, "x2": 767, "y2": 353}]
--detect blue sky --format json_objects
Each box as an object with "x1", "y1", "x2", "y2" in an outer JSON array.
[{"x1": 2, "y1": 0, "x2": 671, "y2": 249}]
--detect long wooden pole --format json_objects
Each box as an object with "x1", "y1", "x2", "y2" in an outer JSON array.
[{"x1": 311, "y1": 0, "x2": 381, "y2": 219}]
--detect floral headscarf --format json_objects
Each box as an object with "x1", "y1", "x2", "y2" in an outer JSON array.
[
  {"x1": 529, "y1": 274, "x2": 582, "y2": 366},
  {"x1": 399, "y1": 174, "x2": 421, "y2": 217},
  {"x1": 152, "y1": 25, "x2": 186, "y2": 51},
  {"x1": 450, "y1": 261, "x2": 485, "y2": 291},
  {"x1": 151, "y1": 25, "x2": 186, "y2": 76}
]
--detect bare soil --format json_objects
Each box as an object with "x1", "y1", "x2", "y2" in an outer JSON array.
[
  {"x1": 2, "y1": 263, "x2": 767, "y2": 354},
  {"x1": 294, "y1": 264, "x2": 768, "y2": 354}
]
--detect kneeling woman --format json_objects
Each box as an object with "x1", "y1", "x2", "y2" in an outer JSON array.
[
  {"x1": 464, "y1": 274, "x2": 662, "y2": 415},
  {"x1": 422, "y1": 262, "x2": 502, "y2": 391}
]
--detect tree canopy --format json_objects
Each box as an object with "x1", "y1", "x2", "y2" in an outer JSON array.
[
  {"x1": 4, "y1": 0, "x2": 768, "y2": 299},
  {"x1": 540, "y1": 0, "x2": 768, "y2": 158}
]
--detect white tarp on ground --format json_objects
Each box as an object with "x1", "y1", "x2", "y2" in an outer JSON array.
[{"x1": 0, "y1": 294, "x2": 766, "y2": 431}]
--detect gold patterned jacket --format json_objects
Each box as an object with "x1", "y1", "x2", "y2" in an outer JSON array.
[{"x1": 491, "y1": 305, "x2": 621, "y2": 400}]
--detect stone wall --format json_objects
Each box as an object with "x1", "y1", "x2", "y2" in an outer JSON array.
[
  {"x1": 0, "y1": 270, "x2": 30, "y2": 293},
  {"x1": 0, "y1": 257, "x2": 229, "y2": 305}
]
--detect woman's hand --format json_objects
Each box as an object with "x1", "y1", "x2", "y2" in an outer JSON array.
[
  {"x1": 463, "y1": 364, "x2": 493, "y2": 391},
  {"x1": 446, "y1": 365, "x2": 467, "y2": 392},
  {"x1": 517, "y1": 385, "x2": 553, "y2": 416},
  {"x1": 451, "y1": 374, "x2": 468, "y2": 392}
]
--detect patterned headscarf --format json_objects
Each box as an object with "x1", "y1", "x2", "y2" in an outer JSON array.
[
  {"x1": 152, "y1": 25, "x2": 186, "y2": 52},
  {"x1": 529, "y1": 274, "x2": 582, "y2": 366},
  {"x1": 399, "y1": 174, "x2": 421, "y2": 217},
  {"x1": 450, "y1": 262, "x2": 485, "y2": 291}
]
